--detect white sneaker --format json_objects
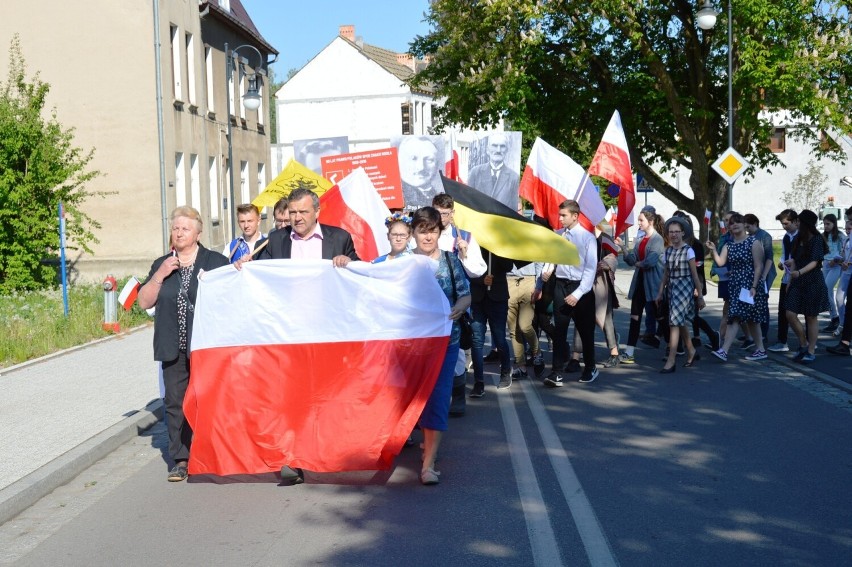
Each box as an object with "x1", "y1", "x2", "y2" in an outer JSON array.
[{"x1": 767, "y1": 343, "x2": 790, "y2": 352}]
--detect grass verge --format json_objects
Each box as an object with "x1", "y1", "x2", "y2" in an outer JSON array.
[{"x1": 0, "y1": 282, "x2": 152, "y2": 368}]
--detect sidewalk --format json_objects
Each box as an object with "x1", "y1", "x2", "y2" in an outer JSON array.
[
  {"x1": 0, "y1": 326, "x2": 162, "y2": 524},
  {"x1": 1, "y1": 272, "x2": 850, "y2": 527}
]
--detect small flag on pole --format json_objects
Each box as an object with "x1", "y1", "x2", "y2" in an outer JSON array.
[
  {"x1": 118, "y1": 277, "x2": 141, "y2": 311},
  {"x1": 704, "y1": 209, "x2": 712, "y2": 225},
  {"x1": 719, "y1": 219, "x2": 727, "y2": 234}
]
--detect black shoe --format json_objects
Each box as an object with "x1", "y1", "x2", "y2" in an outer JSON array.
[
  {"x1": 710, "y1": 330, "x2": 721, "y2": 351},
  {"x1": 497, "y1": 372, "x2": 512, "y2": 389},
  {"x1": 741, "y1": 338, "x2": 755, "y2": 350},
  {"x1": 684, "y1": 352, "x2": 701, "y2": 367},
  {"x1": 660, "y1": 365, "x2": 676, "y2": 374},
  {"x1": 564, "y1": 359, "x2": 581, "y2": 373},
  {"x1": 826, "y1": 342, "x2": 851, "y2": 356},
  {"x1": 578, "y1": 368, "x2": 599, "y2": 383},
  {"x1": 603, "y1": 355, "x2": 619, "y2": 368},
  {"x1": 676, "y1": 344, "x2": 686, "y2": 356},
  {"x1": 470, "y1": 381, "x2": 485, "y2": 398},
  {"x1": 280, "y1": 466, "x2": 304, "y2": 485},
  {"x1": 640, "y1": 335, "x2": 661, "y2": 348},
  {"x1": 822, "y1": 318, "x2": 840, "y2": 333},
  {"x1": 167, "y1": 463, "x2": 188, "y2": 482},
  {"x1": 511, "y1": 368, "x2": 528, "y2": 380},
  {"x1": 484, "y1": 349, "x2": 500, "y2": 363},
  {"x1": 543, "y1": 371, "x2": 564, "y2": 388}
]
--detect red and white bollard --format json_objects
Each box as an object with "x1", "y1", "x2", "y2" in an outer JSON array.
[{"x1": 102, "y1": 274, "x2": 120, "y2": 333}]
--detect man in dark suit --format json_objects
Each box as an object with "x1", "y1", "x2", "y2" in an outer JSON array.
[
  {"x1": 253, "y1": 188, "x2": 358, "y2": 266},
  {"x1": 236, "y1": 187, "x2": 358, "y2": 485},
  {"x1": 467, "y1": 132, "x2": 520, "y2": 208}
]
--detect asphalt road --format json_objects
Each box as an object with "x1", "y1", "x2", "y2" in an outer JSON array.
[{"x1": 2, "y1": 306, "x2": 851, "y2": 567}]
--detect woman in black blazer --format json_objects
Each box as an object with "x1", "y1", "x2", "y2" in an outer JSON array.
[{"x1": 137, "y1": 206, "x2": 228, "y2": 482}]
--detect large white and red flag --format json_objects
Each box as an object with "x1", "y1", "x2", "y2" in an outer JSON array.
[
  {"x1": 318, "y1": 167, "x2": 391, "y2": 262},
  {"x1": 588, "y1": 110, "x2": 635, "y2": 235},
  {"x1": 185, "y1": 256, "x2": 452, "y2": 476},
  {"x1": 519, "y1": 137, "x2": 607, "y2": 231}
]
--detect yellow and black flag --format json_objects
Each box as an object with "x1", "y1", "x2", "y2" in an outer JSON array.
[{"x1": 441, "y1": 175, "x2": 579, "y2": 265}]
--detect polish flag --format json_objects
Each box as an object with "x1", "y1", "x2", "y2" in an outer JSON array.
[
  {"x1": 319, "y1": 168, "x2": 391, "y2": 262},
  {"x1": 588, "y1": 110, "x2": 635, "y2": 235},
  {"x1": 185, "y1": 256, "x2": 452, "y2": 476},
  {"x1": 118, "y1": 277, "x2": 140, "y2": 311},
  {"x1": 605, "y1": 206, "x2": 616, "y2": 225},
  {"x1": 704, "y1": 209, "x2": 712, "y2": 225},
  {"x1": 519, "y1": 137, "x2": 607, "y2": 231},
  {"x1": 444, "y1": 130, "x2": 461, "y2": 182}
]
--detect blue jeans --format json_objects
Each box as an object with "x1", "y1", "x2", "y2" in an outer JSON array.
[
  {"x1": 824, "y1": 265, "x2": 842, "y2": 318},
  {"x1": 471, "y1": 296, "x2": 511, "y2": 381}
]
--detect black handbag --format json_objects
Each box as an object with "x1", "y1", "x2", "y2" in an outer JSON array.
[{"x1": 446, "y1": 251, "x2": 474, "y2": 349}]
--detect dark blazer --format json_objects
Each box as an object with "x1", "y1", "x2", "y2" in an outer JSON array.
[
  {"x1": 145, "y1": 244, "x2": 229, "y2": 362},
  {"x1": 257, "y1": 223, "x2": 359, "y2": 261},
  {"x1": 470, "y1": 250, "x2": 514, "y2": 303},
  {"x1": 467, "y1": 163, "x2": 521, "y2": 207}
]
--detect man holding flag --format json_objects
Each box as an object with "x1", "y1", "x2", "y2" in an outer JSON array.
[{"x1": 535, "y1": 199, "x2": 600, "y2": 386}]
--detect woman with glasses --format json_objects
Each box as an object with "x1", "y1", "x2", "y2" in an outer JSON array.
[
  {"x1": 656, "y1": 217, "x2": 705, "y2": 372},
  {"x1": 372, "y1": 212, "x2": 413, "y2": 263},
  {"x1": 706, "y1": 213, "x2": 768, "y2": 362},
  {"x1": 137, "y1": 206, "x2": 229, "y2": 482}
]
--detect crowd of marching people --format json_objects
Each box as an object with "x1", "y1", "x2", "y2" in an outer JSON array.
[{"x1": 139, "y1": 188, "x2": 852, "y2": 486}]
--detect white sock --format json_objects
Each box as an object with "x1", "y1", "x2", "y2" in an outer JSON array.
[{"x1": 625, "y1": 346, "x2": 635, "y2": 356}]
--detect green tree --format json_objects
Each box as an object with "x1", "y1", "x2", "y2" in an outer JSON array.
[
  {"x1": 0, "y1": 36, "x2": 102, "y2": 292},
  {"x1": 410, "y1": 0, "x2": 852, "y2": 239},
  {"x1": 267, "y1": 67, "x2": 298, "y2": 144},
  {"x1": 781, "y1": 158, "x2": 829, "y2": 211}
]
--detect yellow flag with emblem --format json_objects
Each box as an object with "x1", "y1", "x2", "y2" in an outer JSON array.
[{"x1": 252, "y1": 159, "x2": 334, "y2": 208}]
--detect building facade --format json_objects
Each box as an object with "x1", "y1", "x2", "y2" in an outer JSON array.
[{"x1": 0, "y1": 0, "x2": 276, "y2": 281}]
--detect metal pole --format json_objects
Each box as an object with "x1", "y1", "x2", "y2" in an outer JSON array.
[
  {"x1": 152, "y1": 0, "x2": 169, "y2": 252},
  {"x1": 727, "y1": 0, "x2": 734, "y2": 212},
  {"x1": 225, "y1": 42, "x2": 237, "y2": 238}
]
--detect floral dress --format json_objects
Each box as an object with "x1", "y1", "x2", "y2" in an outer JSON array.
[{"x1": 727, "y1": 235, "x2": 767, "y2": 323}]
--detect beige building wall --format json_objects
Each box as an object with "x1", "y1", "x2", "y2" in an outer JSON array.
[{"x1": 0, "y1": 0, "x2": 274, "y2": 282}]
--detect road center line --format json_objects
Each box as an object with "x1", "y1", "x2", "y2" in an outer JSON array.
[
  {"x1": 520, "y1": 380, "x2": 620, "y2": 567},
  {"x1": 496, "y1": 381, "x2": 564, "y2": 566}
]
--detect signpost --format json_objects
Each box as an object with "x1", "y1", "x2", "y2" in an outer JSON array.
[
  {"x1": 711, "y1": 147, "x2": 750, "y2": 211},
  {"x1": 635, "y1": 174, "x2": 654, "y2": 206}
]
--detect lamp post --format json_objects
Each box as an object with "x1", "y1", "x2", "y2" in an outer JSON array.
[
  {"x1": 696, "y1": 0, "x2": 734, "y2": 213},
  {"x1": 225, "y1": 43, "x2": 263, "y2": 237}
]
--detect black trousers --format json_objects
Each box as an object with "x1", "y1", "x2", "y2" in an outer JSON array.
[
  {"x1": 776, "y1": 282, "x2": 789, "y2": 343},
  {"x1": 162, "y1": 350, "x2": 193, "y2": 462},
  {"x1": 552, "y1": 279, "x2": 596, "y2": 370}
]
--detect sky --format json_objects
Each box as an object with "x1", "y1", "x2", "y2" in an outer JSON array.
[{"x1": 240, "y1": 0, "x2": 434, "y2": 79}]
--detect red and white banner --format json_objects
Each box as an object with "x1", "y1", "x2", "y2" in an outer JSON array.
[
  {"x1": 704, "y1": 209, "x2": 712, "y2": 225},
  {"x1": 588, "y1": 110, "x2": 635, "y2": 235},
  {"x1": 118, "y1": 277, "x2": 140, "y2": 311},
  {"x1": 185, "y1": 257, "x2": 451, "y2": 476},
  {"x1": 444, "y1": 130, "x2": 461, "y2": 182},
  {"x1": 519, "y1": 137, "x2": 606, "y2": 231},
  {"x1": 319, "y1": 168, "x2": 392, "y2": 262}
]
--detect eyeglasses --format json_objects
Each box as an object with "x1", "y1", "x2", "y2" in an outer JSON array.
[
  {"x1": 668, "y1": 230, "x2": 683, "y2": 235},
  {"x1": 389, "y1": 233, "x2": 409, "y2": 239},
  {"x1": 436, "y1": 210, "x2": 453, "y2": 217}
]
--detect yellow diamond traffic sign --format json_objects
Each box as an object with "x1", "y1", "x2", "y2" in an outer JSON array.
[{"x1": 711, "y1": 147, "x2": 750, "y2": 184}]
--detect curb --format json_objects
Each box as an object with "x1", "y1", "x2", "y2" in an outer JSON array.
[
  {"x1": 0, "y1": 398, "x2": 164, "y2": 526},
  {"x1": 766, "y1": 351, "x2": 852, "y2": 394}
]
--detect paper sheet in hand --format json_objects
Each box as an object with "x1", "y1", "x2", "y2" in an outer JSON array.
[{"x1": 738, "y1": 287, "x2": 755, "y2": 304}]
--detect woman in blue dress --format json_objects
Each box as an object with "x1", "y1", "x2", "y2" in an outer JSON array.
[
  {"x1": 706, "y1": 213, "x2": 768, "y2": 362},
  {"x1": 410, "y1": 207, "x2": 471, "y2": 485}
]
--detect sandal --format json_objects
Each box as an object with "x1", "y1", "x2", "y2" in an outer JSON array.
[{"x1": 420, "y1": 468, "x2": 441, "y2": 485}]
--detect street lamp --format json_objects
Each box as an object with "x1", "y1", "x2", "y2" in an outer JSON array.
[
  {"x1": 841, "y1": 176, "x2": 852, "y2": 190},
  {"x1": 696, "y1": 0, "x2": 734, "y2": 212},
  {"x1": 225, "y1": 42, "x2": 264, "y2": 236}
]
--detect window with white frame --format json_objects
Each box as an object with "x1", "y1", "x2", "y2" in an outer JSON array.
[
  {"x1": 208, "y1": 156, "x2": 219, "y2": 221},
  {"x1": 185, "y1": 33, "x2": 196, "y2": 106},
  {"x1": 240, "y1": 161, "x2": 249, "y2": 203},
  {"x1": 189, "y1": 154, "x2": 201, "y2": 210},
  {"x1": 174, "y1": 152, "x2": 186, "y2": 207},
  {"x1": 170, "y1": 24, "x2": 182, "y2": 101},
  {"x1": 205, "y1": 46, "x2": 214, "y2": 113},
  {"x1": 257, "y1": 162, "x2": 265, "y2": 198}
]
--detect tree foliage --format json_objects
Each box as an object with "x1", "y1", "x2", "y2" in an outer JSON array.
[
  {"x1": 410, "y1": 0, "x2": 852, "y2": 238},
  {"x1": 781, "y1": 158, "x2": 829, "y2": 211},
  {"x1": 0, "y1": 36, "x2": 102, "y2": 292}
]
